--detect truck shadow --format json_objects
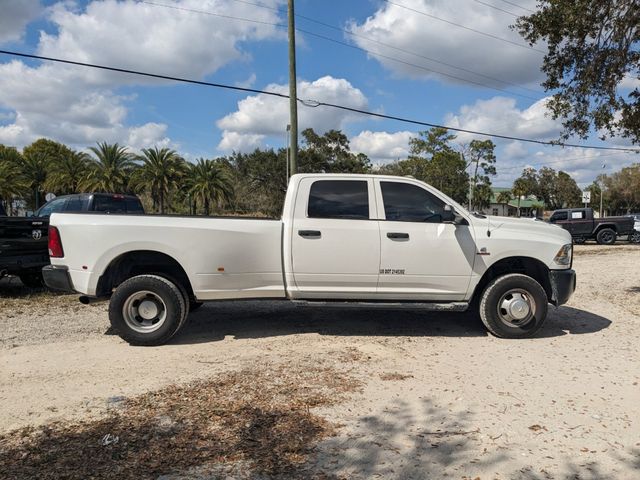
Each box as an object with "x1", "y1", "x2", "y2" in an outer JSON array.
[{"x1": 170, "y1": 302, "x2": 611, "y2": 345}]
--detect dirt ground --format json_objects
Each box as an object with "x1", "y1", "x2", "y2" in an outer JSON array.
[{"x1": 1, "y1": 244, "x2": 639, "y2": 479}]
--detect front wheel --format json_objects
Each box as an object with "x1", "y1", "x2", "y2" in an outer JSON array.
[
  {"x1": 630, "y1": 231, "x2": 640, "y2": 244},
  {"x1": 479, "y1": 274, "x2": 548, "y2": 338},
  {"x1": 108, "y1": 275, "x2": 186, "y2": 346},
  {"x1": 596, "y1": 228, "x2": 616, "y2": 245}
]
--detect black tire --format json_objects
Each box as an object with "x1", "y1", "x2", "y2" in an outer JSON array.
[
  {"x1": 630, "y1": 231, "x2": 640, "y2": 244},
  {"x1": 108, "y1": 274, "x2": 186, "y2": 346},
  {"x1": 19, "y1": 272, "x2": 44, "y2": 288},
  {"x1": 479, "y1": 273, "x2": 548, "y2": 339},
  {"x1": 190, "y1": 301, "x2": 204, "y2": 312},
  {"x1": 596, "y1": 228, "x2": 616, "y2": 245}
]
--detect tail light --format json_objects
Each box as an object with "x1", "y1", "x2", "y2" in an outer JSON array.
[{"x1": 48, "y1": 226, "x2": 64, "y2": 258}]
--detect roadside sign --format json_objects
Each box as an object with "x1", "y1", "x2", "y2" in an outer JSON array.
[
  {"x1": 45, "y1": 192, "x2": 56, "y2": 202},
  {"x1": 582, "y1": 191, "x2": 591, "y2": 203}
]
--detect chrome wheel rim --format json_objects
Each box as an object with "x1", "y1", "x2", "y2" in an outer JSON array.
[
  {"x1": 122, "y1": 290, "x2": 167, "y2": 333},
  {"x1": 497, "y1": 288, "x2": 535, "y2": 327}
]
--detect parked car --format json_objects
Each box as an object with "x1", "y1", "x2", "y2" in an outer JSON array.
[
  {"x1": 34, "y1": 193, "x2": 144, "y2": 217},
  {"x1": 548, "y1": 207, "x2": 635, "y2": 245},
  {"x1": 628, "y1": 213, "x2": 640, "y2": 243},
  {"x1": 44, "y1": 173, "x2": 576, "y2": 345},
  {"x1": 1, "y1": 193, "x2": 144, "y2": 287}
]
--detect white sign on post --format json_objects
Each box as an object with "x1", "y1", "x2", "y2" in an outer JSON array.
[{"x1": 582, "y1": 191, "x2": 591, "y2": 204}]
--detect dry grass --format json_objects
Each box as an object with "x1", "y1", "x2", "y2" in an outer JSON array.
[
  {"x1": 0, "y1": 362, "x2": 360, "y2": 479},
  {"x1": 379, "y1": 372, "x2": 414, "y2": 381}
]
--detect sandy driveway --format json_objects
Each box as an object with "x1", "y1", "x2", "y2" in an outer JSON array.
[{"x1": 1, "y1": 244, "x2": 639, "y2": 478}]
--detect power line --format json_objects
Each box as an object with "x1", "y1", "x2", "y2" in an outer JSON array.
[
  {"x1": 498, "y1": 151, "x2": 638, "y2": 172},
  {"x1": 471, "y1": 0, "x2": 520, "y2": 17},
  {"x1": 140, "y1": 0, "x2": 542, "y2": 100},
  {"x1": 294, "y1": 13, "x2": 542, "y2": 96},
  {"x1": 219, "y1": 0, "x2": 542, "y2": 95},
  {"x1": 296, "y1": 28, "x2": 541, "y2": 101},
  {"x1": 495, "y1": 0, "x2": 535, "y2": 14},
  {"x1": 382, "y1": 0, "x2": 544, "y2": 54},
  {"x1": 0, "y1": 49, "x2": 638, "y2": 154}
]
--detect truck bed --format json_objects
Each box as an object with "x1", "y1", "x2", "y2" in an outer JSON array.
[{"x1": 51, "y1": 213, "x2": 286, "y2": 300}]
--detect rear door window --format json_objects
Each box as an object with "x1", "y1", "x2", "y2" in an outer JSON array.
[
  {"x1": 550, "y1": 211, "x2": 568, "y2": 222},
  {"x1": 37, "y1": 197, "x2": 68, "y2": 217},
  {"x1": 92, "y1": 196, "x2": 126, "y2": 213},
  {"x1": 64, "y1": 195, "x2": 83, "y2": 212},
  {"x1": 308, "y1": 180, "x2": 369, "y2": 220},
  {"x1": 125, "y1": 197, "x2": 144, "y2": 213}
]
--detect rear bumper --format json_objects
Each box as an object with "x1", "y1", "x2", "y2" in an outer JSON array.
[
  {"x1": 549, "y1": 269, "x2": 576, "y2": 306},
  {"x1": 42, "y1": 265, "x2": 75, "y2": 293},
  {"x1": 0, "y1": 253, "x2": 49, "y2": 273}
]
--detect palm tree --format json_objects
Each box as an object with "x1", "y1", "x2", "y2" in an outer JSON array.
[
  {"x1": 83, "y1": 142, "x2": 136, "y2": 193},
  {"x1": 496, "y1": 190, "x2": 512, "y2": 204},
  {"x1": 495, "y1": 190, "x2": 512, "y2": 216},
  {"x1": 186, "y1": 159, "x2": 233, "y2": 215},
  {"x1": 45, "y1": 151, "x2": 91, "y2": 194},
  {"x1": 512, "y1": 179, "x2": 528, "y2": 217},
  {"x1": 0, "y1": 148, "x2": 26, "y2": 215},
  {"x1": 20, "y1": 151, "x2": 50, "y2": 209},
  {"x1": 131, "y1": 147, "x2": 186, "y2": 214}
]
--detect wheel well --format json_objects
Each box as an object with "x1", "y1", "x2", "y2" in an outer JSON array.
[
  {"x1": 472, "y1": 256, "x2": 552, "y2": 303},
  {"x1": 97, "y1": 250, "x2": 194, "y2": 299},
  {"x1": 594, "y1": 224, "x2": 616, "y2": 233}
]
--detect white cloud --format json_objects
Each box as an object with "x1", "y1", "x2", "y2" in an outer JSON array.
[
  {"x1": 39, "y1": 0, "x2": 284, "y2": 84},
  {"x1": 503, "y1": 141, "x2": 528, "y2": 160},
  {"x1": 0, "y1": 0, "x2": 285, "y2": 149},
  {"x1": 444, "y1": 96, "x2": 561, "y2": 143},
  {"x1": 351, "y1": 130, "x2": 415, "y2": 163},
  {"x1": 218, "y1": 131, "x2": 266, "y2": 151},
  {"x1": 217, "y1": 76, "x2": 368, "y2": 151},
  {"x1": 126, "y1": 123, "x2": 173, "y2": 151},
  {"x1": 348, "y1": 0, "x2": 543, "y2": 88},
  {"x1": 0, "y1": 0, "x2": 41, "y2": 44}
]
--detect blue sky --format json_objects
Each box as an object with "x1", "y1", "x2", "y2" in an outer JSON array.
[{"x1": 0, "y1": 0, "x2": 638, "y2": 186}]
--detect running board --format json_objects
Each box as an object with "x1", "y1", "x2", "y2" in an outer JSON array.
[{"x1": 291, "y1": 300, "x2": 469, "y2": 312}]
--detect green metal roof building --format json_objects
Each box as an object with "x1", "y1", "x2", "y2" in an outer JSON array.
[{"x1": 489, "y1": 187, "x2": 545, "y2": 217}]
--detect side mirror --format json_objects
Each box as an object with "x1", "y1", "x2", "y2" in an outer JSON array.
[{"x1": 443, "y1": 204, "x2": 461, "y2": 224}]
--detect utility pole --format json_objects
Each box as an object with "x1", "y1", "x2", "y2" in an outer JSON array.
[{"x1": 287, "y1": 0, "x2": 298, "y2": 177}]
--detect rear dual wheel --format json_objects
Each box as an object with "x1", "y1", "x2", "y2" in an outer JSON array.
[{"x1": 109, "y1": 275, "x2": 188, "y2": 346}]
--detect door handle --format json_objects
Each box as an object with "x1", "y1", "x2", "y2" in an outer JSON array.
[
  {"x1": 298, "y1": 230, "x2": 321, "y2": 238},
  {"x1": 387, "y1": 232, "x2": 409, "y2": 239}
]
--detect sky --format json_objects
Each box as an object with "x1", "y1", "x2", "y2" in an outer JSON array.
[{"x1": 0, "y1": 0, "x2": 639, "y2": 187}]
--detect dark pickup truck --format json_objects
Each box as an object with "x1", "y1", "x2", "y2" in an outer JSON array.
[
  {"x1": 0, "y1": 203, "x2": 49, "y2": 287},
  {"x1": 549, "y1": 207, "x2": 635, "y2": 245},
  {"x1": 1, "y1": 193, "x2": 144, "y2": 286}
]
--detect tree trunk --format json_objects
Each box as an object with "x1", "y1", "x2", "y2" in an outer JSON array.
[
  {"x1": 204, "y1": 197, "x2": 210, "y2": 216},
  {"x1": 160, "y1": 190, "x2": 165, "y2": 215}
]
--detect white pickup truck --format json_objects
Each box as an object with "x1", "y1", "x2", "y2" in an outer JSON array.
[{"x1": 43, "y1": 173, "x2": 576, "y2": 345}]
